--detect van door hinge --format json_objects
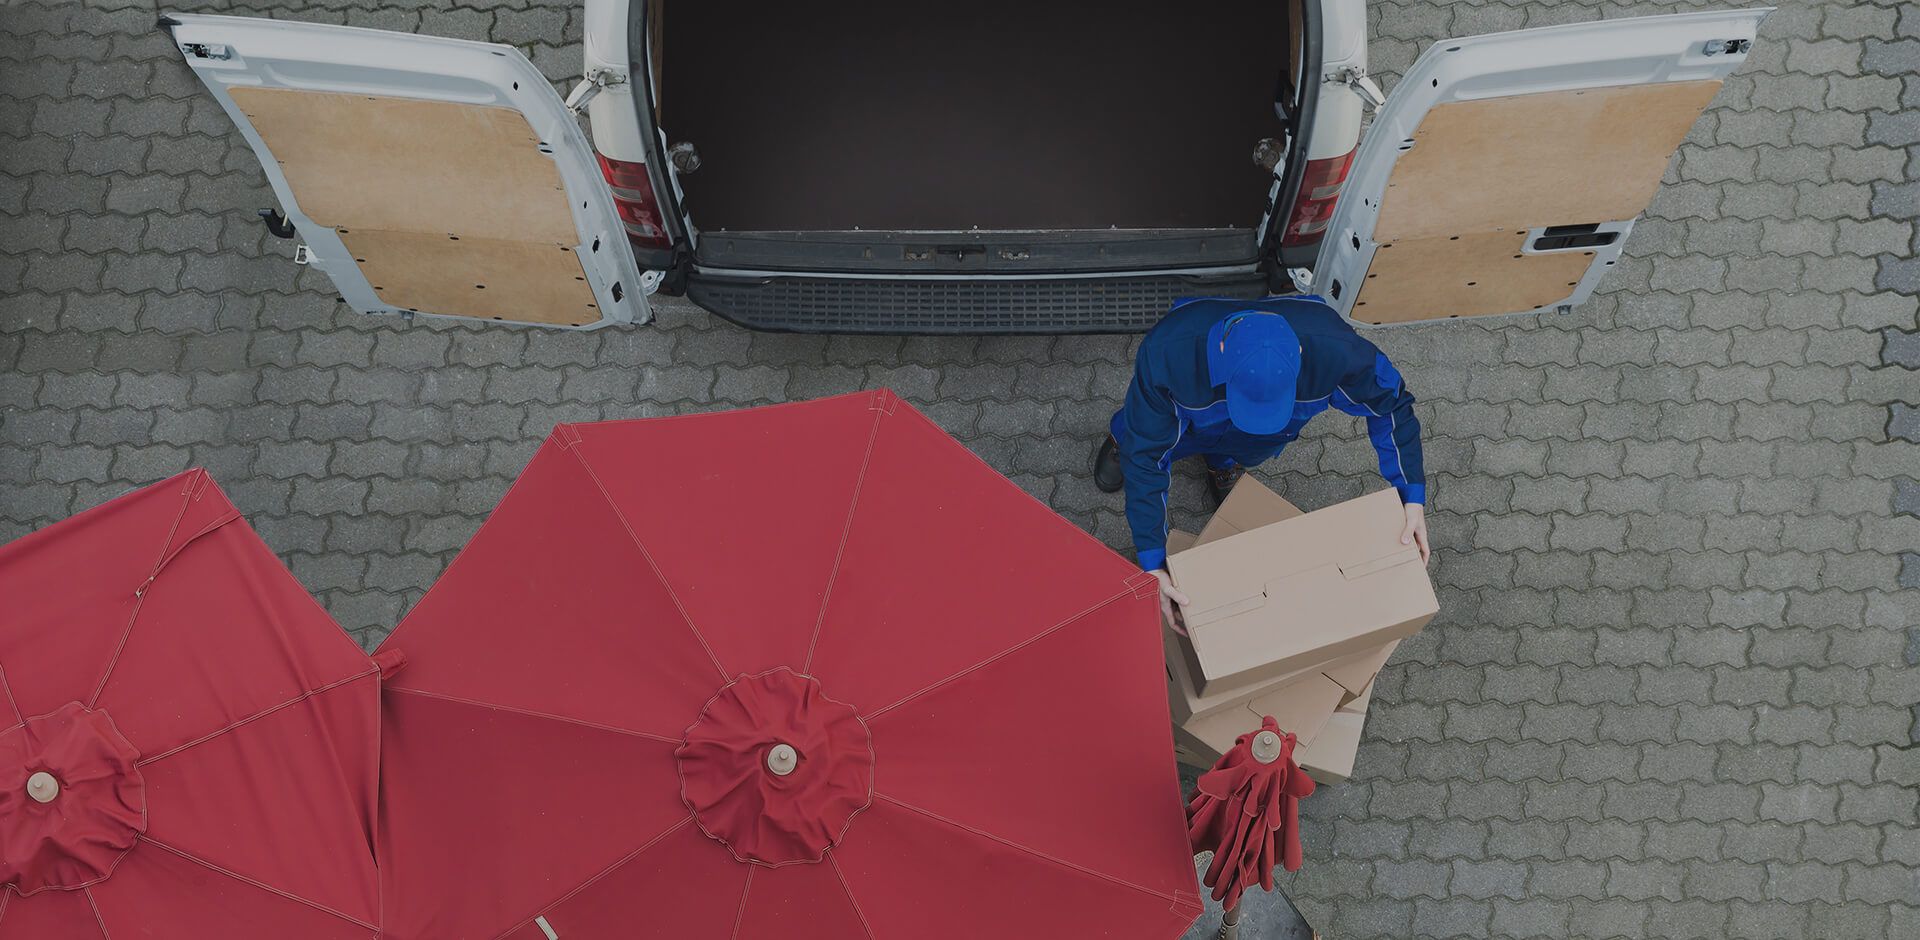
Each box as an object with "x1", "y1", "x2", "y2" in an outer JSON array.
[
  {"x1": 180, "y1": 42, "x2": 231, "y2": 61},
  {"x1": 564, "y1": 68, "x2": 628, "y2": 115},
  {"x1": 1329, "y1": 67, "x2": 1385, "y2": 111}
]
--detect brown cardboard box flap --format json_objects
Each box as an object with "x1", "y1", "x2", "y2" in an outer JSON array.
[
  {"x1": 1169, "y1": 488, "x2": 1437, "y2": 694},
  {"x1": 1175, "y1": 673, "x2": 1345, "y2": 760},
  {"x1": 1340, "y1": 546, "x2": 1426, "y2": 580},
  {"x1": 1298, "y1": 711, "x2": 1365, "y2": 785},
  {"x1": 1194, "y1": 478, "x2": 1303, "y2": 547},
  {"x1": 1338, "y1": 677, "x2": 1375, "y2": 714},
  {"x1": 1324, "y1": 640, "x2": 1399, "y2": 696},
  {"x1": 1166, "y1": 528, "x2": 1200, "y2": 556}
]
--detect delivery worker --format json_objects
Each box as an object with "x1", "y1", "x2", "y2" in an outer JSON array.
[{"x1": 1093, "y1": 296, "x2": 1429, "y2": 625}]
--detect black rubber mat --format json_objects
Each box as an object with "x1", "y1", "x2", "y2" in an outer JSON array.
[
  {"x1": 686, "y1": 272, "x2": 1272, "y2": 334},
  {"x1": 660, "y1": 1, "x2": 1291, "y2": 233}
]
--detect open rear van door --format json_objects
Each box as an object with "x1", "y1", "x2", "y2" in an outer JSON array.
[
  {"x1": 1315, "y1": 9, "x2": 1768, "y2": 326},
  {"x1": 168, "y1": 14, "x2": 648, "y2": 329}
]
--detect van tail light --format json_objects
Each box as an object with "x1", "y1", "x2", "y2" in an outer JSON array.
[
  {"x1": 595, "y1": 153, "x2": 672, "y2": 251},
  {"x1": 1280, "y1": 149, "x2": 1356, "y2": 247}
]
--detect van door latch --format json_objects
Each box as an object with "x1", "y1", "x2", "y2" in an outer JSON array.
[
  {"x1": 564, "y1": 68, "x2": 628, "y2": 115},
  {"x1": 1329, "y1": 67, "x2": 1385, "y2": 111}
]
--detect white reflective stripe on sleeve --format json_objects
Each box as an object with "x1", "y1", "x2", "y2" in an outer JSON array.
[{"x1": 536, "y1": 915, "x2": 559, "y2": 940}]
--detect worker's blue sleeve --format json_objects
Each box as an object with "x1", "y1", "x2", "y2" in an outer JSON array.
[
  {"x1": 1117, "y1": 364, "x2": 1184, "y2": 572},
  {"x1": 1331, "y1": 351, "x2": 1426, "y2": 504}
]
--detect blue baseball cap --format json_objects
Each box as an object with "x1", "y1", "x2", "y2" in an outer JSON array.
[{"x1": 1209, "y1": 312, "x2": 1301, "y2": 435}]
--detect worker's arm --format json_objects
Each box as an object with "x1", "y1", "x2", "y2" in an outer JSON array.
[
  {"x1": 1331, "y1": 350, "x2": 1425, "y2": 504},
  {"x1": 1333, "y1": 349, "x2": 1430, "y2": 561},
  {"x1": 1117, "y1": 362, "x2": 1184, "y2": 574}
]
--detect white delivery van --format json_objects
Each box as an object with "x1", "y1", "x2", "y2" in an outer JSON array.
[{"x1": 166, "y1": 2, "x2": 1765, "y2": 333}]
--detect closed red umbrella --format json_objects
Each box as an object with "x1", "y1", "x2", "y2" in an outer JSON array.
[
  {"x1": 0, "y1": 470, "x2": 383, "y2": 939},
  {"x1": 373, "y1": 390, "x2": 1203, "y2": 939},
  {"x1": 1185, "y1": 716, "x2": 1315, "y2": 935}
]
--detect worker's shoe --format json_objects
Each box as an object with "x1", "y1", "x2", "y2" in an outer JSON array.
[
  {"x1": 1204, "y1": 465, "x2": 1244, "y2": 506},
  {"x1": 1093, "y1": 436, "x2": 1125, "y2": 492}
]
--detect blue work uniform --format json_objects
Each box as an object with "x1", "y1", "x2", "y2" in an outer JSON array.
[{"x1": 1110, "y1": 296, "x2": 1426, "y2": 571}]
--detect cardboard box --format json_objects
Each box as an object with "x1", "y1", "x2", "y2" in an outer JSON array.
[
  {"x1": 1169, "y1": 482, "x2": 1411, "y2": 697},
  {"x1": 1173, "y1": 680, "x2": 1375, "y2": 777},
  {"x1": 1166, "y1": 627, "x2": 1395, "y2": 724},
  {"x1": 1168, "y1": 486, "x2": 1437, "y2": 695},
  {"x1": 1168, "y1": 671, "x2": 1347, "y2": 766},
  {"x1": 1297, "y1": 711, "x2": 1365, "y2": 785}
]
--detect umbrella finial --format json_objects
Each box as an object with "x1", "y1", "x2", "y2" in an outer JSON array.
[
  {"x1": 26, "y1": 770, "x2": 60, "y2": 803},
  {"x1": 1250, "y1": 730, "x2": 1284, "y2": 764},
  {"x1": 766, "y1": 743, "x2": 798, "y2": 776}
]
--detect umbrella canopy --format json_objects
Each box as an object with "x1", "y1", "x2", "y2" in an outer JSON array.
[
  {"x1": 374, "y1": 390, "x2": 1203, "y2": 939},
  {"x1": 0, "y1": 470, "x2": 383, "y2": 938},
  {"x1": 1186, "y1": 717, "x2": 1315, "y2": 913}
]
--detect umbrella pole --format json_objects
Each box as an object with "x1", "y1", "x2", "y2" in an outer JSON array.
[{"x1": 1218, "y1": 902, "x2": 1241, "y2": 940}]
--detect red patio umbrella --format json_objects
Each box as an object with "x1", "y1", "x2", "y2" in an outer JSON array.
[
  {"x1": 1185, "y1": 716, "x2": 1315, "y2": 933},
  {"x1": 0, "y1": 470, "x2": 383, "y2": 939},
  {"x1": 373, "y1": 390, "x2": 1203, "y2": 939}
]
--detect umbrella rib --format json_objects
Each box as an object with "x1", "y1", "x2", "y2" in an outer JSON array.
[
  {"x1": 825, "y1": 848, "x2": 880, "y2": 940},
  {"x1": 801, "y1": 401, "x2": 888, "y2": 675},
  {"x1": 492, "y1": 813, "x2": 697, "y2": 940},
  {"x1": 727, "y1": 865, "x2": 755, "y2": 940},
  {"x1": 0, "y1": 662, "x2": 25, "y2": 728},
  {"x1": 134, "y1": 667, "x2": 380, "y2": 768},
  {"x1": 139, "y1": 836, "x2": 380, "y2": 933},
  {"x1": 381, "y1": 686, "x2": 685, "y2": 745},
  {"x1": 874, "y1": 792, "x2": 1185, "y2": 908},
  {"x1": 860, "y1": 585, "x2": 1132, "y2": 724},
  {"x1": 562, "y1": 442, "x2": 730, "y2": 684},
  {"x1": 84, "y1": 476, "x2": 200, "y2": 709},
  {"x1": 83, "y1": 886, "x2": 111, "y2": 939}
]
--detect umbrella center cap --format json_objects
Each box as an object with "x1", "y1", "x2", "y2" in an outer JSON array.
[
  {"x1": 677, "y1": 668, "x2": 874, "y2": 866},
  {"x1": 766, "y1": 743, "x2": 798, "y2": 776},
  {"x1": 1, "y1": 703, "x2": 148, "y2": 894},
  {"x1": 26, "y1": 771, "x2": 58, "y2": 803}
]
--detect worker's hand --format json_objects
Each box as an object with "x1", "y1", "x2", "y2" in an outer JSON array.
[
  {"x1": 1401, "y1": 502, "x2": 1430, "y2": 564},
  {"x1": 1151, "y1": 568, "x2": 1191, "y2": 636}
]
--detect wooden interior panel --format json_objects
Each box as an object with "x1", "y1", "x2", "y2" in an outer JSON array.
[
  {"x1": 230, "y1": 88, "x2": 599, "y2": 325},
  {"x1": 1375, "y1": 80, "x2": 1721, "y2": 241},
  {"x1": 1348, "y1": 230, "x2": 1594, "y2": 324},
  {"x1": 342, "y1": 231, "x2": 601, "y2": 327},
  {"x1": 229, "y1": 87, "x2": 576, "y2": 242}
]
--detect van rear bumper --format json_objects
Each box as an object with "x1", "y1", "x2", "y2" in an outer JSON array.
[{"x1": 683, "y1": 271, "x2": 1273, "y2": 334}]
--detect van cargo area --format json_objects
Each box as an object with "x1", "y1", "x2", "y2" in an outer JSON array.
[{"x1": 660, "y1": 1, "x2": 1291, "y2": 240}]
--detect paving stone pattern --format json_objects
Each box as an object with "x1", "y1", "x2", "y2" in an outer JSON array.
[{"x1": 1, "y1": 0, "x2": 1917, "y2": 937}]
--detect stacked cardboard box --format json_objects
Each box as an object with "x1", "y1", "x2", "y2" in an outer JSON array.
[{"x1": 1163, "y1": 479, "x2": 1438, "y2": 784}]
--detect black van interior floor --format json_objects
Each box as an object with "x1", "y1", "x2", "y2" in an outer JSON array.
[{"x1": 661, "y1": 1, "x2": 1291, "y2": 233}]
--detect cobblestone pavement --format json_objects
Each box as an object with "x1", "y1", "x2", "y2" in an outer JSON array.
[{"x1": 3, "y1": 0, "x2": 1917, "y2": 937}]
